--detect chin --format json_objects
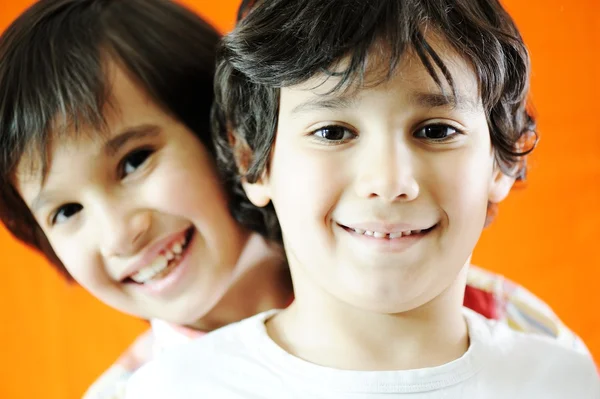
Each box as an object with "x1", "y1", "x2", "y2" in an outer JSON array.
[{"x1": 336, "y1": 283, "x2": 433, "y2": 313}]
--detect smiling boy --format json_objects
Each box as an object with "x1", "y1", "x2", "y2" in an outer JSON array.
[{"x1": 126, "y1": 0, "x2": 598, "y2": 397}]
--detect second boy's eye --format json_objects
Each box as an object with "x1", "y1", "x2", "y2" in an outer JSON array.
[
  {"x1": 414, "y1": 124, "x2": 460, "y2": 142},
  {"x1": 311, "y1": 126, "x2": 356, "y2": 142},
  {"x1": 51, "y1": 203, "x2": 83, "y2": 226},
  {"x1": 120, "y1": 148, "x2": 153, "y2": 178}
]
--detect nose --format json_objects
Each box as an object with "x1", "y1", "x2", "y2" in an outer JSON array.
[
  {"x1": 97, "y1": 200, "x2": 152, "y2": 258},
  {"x1": 354, "y1": 135, "x2": 419, "y2": 202}
]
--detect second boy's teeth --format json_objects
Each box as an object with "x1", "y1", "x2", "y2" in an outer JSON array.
[
  {"x1": 131, "y1": 255, "x2": 169, "y2": 283},
  {"x1": 129, "y1": 233, "x2": 190, "y2": 284},
  {"x1": 172, "y1": 243, "x2": 182, "y2": 254}
]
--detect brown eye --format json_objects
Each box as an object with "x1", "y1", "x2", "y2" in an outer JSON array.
[
  {"x1": 415, "y1": 124, "x2": 460, "y2": 141},
  {"x1": 120, "y1": 148, "x2": 153, "y2": 177},
  {"x1": 312, "y1": 126, "x2": 355, "y2": 142},
  {"x1": 51, "y1": 203, "x2": 82, "y2": 225}
]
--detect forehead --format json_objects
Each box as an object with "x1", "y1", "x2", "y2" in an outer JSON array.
[
  {"x1": 16, "y1": 63, "x2": 161, "y2": 178},
  {"x1": 14, "y1": 64, "x2": 166, "y2": 198},
  {"x1": 280, "y1": 35, "x2": 481, "y2": 112}
]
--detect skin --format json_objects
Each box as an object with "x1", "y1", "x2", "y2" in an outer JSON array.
[
  {"x1": 15, "y1": 63, "x2": 290, "y2": 331},
  {"x1": 243, "y1": 38, "x2": 515, "y2": 370}
]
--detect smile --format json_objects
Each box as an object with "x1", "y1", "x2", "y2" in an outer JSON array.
[
  {"x1": 337, "y1": 223, "x2": 437, "y2": 240},
  {"x1": 125, "y1": 226, "x2": 195, "y2": 285},
  {"x1": 336, "y1": 221, "x2": 438, "y2": 253}
]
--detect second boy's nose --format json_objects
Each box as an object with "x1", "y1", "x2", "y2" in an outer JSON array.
[{"x1": 99, "y1": 203, "x2": 152, "y2": 258}]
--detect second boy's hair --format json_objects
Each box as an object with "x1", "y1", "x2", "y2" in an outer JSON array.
[
  {"x1": 214, "y1": 0, "x2": 537, "y2": 240},
  {"x1": 0, "y1": 0, "x2": 264, "y2": 278}
]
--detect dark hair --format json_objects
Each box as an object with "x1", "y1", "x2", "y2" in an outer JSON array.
[
  {"x1": 214, "y1": 0, "x2": 538, "y2": 240},
  {"x1": 0, "y1": 0, "x2": 234, "y2": 278}
]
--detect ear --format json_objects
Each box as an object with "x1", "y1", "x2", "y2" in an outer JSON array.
[
  {"x1": 488, "y1": 165, "x2": 515, "y2": 204},
  {"x1": 228, "y1": 130, "x2": 272, "y2": 208},
  {"x1": 242, "y1": 171, "x2": 271, "y2": 208},
  {"x1": 228, "y1": 130, "x2": 252, "y2": 175}
]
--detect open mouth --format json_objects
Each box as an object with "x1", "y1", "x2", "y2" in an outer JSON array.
[
  {"x1": 338, "y1": 223, "x2": 438, "y2": 240},
  {"x1": 123, "y1": 226, "x2": 195, "y2": 285}
]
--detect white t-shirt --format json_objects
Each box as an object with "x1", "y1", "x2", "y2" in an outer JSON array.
[
  {"x1": 150, "y1": 318, "x2": 202, "y2": 354},
  {"x1": 126, "y1": 308, "x2": 599, "y2": 399}
]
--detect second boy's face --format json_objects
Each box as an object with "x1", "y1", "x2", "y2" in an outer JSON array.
[
  {"x1": 15, "y1": 65, "x2": 249, "y2": 326},
  {"x1": 246, "y1": 40, "x2": 513, "y2": 313}
]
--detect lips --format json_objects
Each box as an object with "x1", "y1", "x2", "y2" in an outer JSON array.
[
  {"x1": 129, "y1": 227, "x2": 194, "y2": 284},
  {"x1": 337, "y1": 222, "x2": 437, "y2": 240},
  {"x1": 118, "y1": 226, "x2": 194, "y2": 284}
]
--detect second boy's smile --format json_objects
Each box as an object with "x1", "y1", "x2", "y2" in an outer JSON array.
[
  {"x1": 120, "y1": 225, "x2": 195, "y2": 292},
  {"x1": 14, "y1": 65, "x2": 250, "y2": 327}
]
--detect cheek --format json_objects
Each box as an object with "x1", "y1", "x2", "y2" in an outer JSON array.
[
  {"x1": 428, "y1": 148, "x2": 494, "y2": 230},
  {"x1": 270, "y1": 144, "x2": 340, "y2": 231},
  {"x1": 51, "y1": 236, "x2": 110, "y2": 291},
  {"x1": 145, "y1": 149, "x2": 230, "y2": 221},
  {"x1": 146, "y1": 146, "x2": 246, "y2": 257}
]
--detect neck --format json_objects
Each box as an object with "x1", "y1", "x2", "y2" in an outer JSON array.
[
  {"x1": 268, "y1": 264, "x2": 469, "y2": 371},
  {"x1": 187, "y1": 233, "x2": 292, "y2": 332}
]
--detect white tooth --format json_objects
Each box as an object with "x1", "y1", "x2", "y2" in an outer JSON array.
[
  {"x1": 172, "y1": 243, "x2": 183, "y2": 254},
  {"x1": 373, "y1": 231, "x2": 386, "y2": 238},
  {"x1": 132, "y1": 268, "x2": 149, "y2": 282},
  {"x1": 403, "y1": 230, "x2": 412, "y2": 236},
  {"x1": 152, "y1": 255, "x2": 169, "y2": 270},
  {"x1": 365, "y1": 230, "x2": 375, "y2": 236},
  {"x1": 389, "y1": 232, "x2": 403, "y2": 239},
  {"x1": 139, "y1": 269, "x2": 151, "y2": 279},
  {"x1": 165, "y1": 250, "x2": 175, "y2": 261},
  {"x1": 153, "y1": 256, "x2": 168, "y2": 272},
  {"x1": 130, "y1": 255, "x2": 169, "y2": 284},
  {"x1": 131, "y1": 269, "x2": 151, "y2": 284},
  {"x1": 353, "y1": 228, "x2": 365, "y2": 234}
]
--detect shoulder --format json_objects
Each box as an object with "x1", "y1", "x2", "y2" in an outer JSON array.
[
  {"x1": 83, "y1": 364, "x2": 132, "y2": 399},
  {"x1": 83, "y1": 328, "x2": 155, "y2": 399},
  {"x1": 467, "y1": 309, "x2": 599, "y2": 397},
  {"x1": 467, "y1": 265, "x2": 586, "y2": 351},
  {"x1": 125, "y1": 311, "x2": 276, "y2": 399}
]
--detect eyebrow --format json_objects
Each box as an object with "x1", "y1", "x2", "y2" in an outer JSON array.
[
  {"x1": 290, "y1": 90, "x2": 479, "y2": 116},
  {"x1": 410, "y1": 92, "x2": 480, "y2": 112},
  {"x1": 30, "y1": 190, "x2": 61, "y2": 214},
  {"x1": 104, "y1": 124, "x2": 161, "y2": 156},
  {"x1": 290, "y1": 96, "x2": 358, "y2": 115},
  {"x1": 30, "y1": 124, "x2": 161, "y2": 213}
]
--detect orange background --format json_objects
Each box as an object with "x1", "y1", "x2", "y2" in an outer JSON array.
[{"x1": 0, "y1": 1, "x2": 598, "y2": 398}]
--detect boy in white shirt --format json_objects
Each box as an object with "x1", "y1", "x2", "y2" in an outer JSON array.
[{"x1": 127, "y1": 0, "x2": 599, "y2": 397}]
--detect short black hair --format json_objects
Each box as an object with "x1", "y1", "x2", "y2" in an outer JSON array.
[
  {"x1": 213, "y1": 0, "x2": 538, "y2": 241},
  {"x1": 0, "y1": 0, "x2": 222, "y2": 278}
]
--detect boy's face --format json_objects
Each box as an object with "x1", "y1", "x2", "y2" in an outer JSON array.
[
  {"x1": 245, "y1": 40, "x2": 514, "y2": 313},
  {"x1": 15, "y1": 65, "x2": 249, "y2": 326}
]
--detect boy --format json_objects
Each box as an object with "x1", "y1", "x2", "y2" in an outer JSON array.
[
  {"x1": 0, "y1": 0, "x2": 293, "y2": 397},
  {"x1": 125, "y1": 0, "x2": 599, "y2": 397},
  {"x1": 0, "y1": 1, "x2": 586, "y2": 398}
]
